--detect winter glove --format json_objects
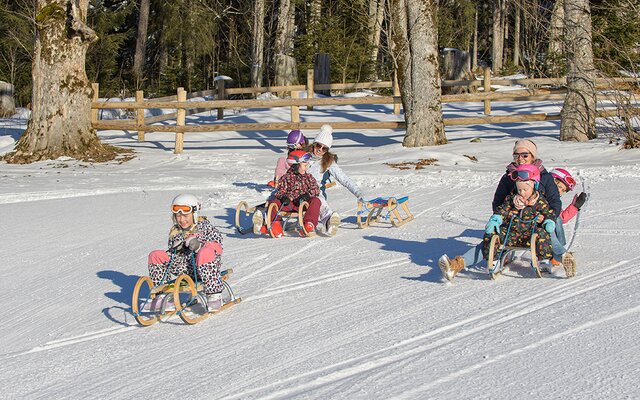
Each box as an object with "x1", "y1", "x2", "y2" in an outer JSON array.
[
  {"x1": 296, "y1": 193, "x2": 310, "y2": 205},
  {"x1": 185, "y1": 235, "x2": 202, "y2": 253},
  {"x1": 279, "y1": 196, "x2": 291, "y2": 206},
  {"x1": 542, "y1": 219, "x2": 556, "y2": 234},
  {"x1": 573, "y1": 192, "x2": 588, "y2": 210},
  {"x1": 171, "y1": 238, "x2": 186, "y2": 253},
  {"x1": 485, "y1": 214, "x2": 503, "y2": 234}
]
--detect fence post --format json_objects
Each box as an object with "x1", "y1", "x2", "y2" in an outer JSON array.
[
  {"x1": 217, "y1": 80, "x2": 225, "y2": 120},
  {"x1": 136, "y1": 90, "x2": 145, "y2": 142},
  {"x1": 393, "y1": 71, "x2": 401, "y2": 114},
  {"x1": 175, "y1": 87, "x2": 186, "y2": 154},
  {"x1": 91, "y1": 83, "x2": 99, "y2": 127},
  {"x1": 483, "y1": 67, "x2": 491, "y2": 115},
  {"x1": 291, "y1": 90, "x2": 300, "y2": 123},
  {"x1": 307, "y1": 68, "x2": 314, "y2": 111}
]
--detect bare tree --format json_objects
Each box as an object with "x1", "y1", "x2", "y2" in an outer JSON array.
[
  {"x1": 251, "y1": 0, "x2": 265, "y2": 88},
  {"x1": 4, "y1": 0, "x2": 118, "y2": 163},
  {"x1": 560, "y1": 0, "x2": 596, "y2": 141},
  {"x1": 390, "y1": 0, "x2": 446, "y2": 147},
  {"x1": 367, "y1": 0, "x2": 386, "y2": 79},
  {"x1": 132, "y1": 0, "x2": 150, "y2": 87},
  {"x1": 492, "y1": 0, "x2": 507, "y2": 72}
]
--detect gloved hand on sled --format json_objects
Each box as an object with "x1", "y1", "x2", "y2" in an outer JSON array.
[
  {"x1": 485, "y1": 214, "x2": 503, "y2": 234},
  {"x1": 185, "y1": 235, "x2": 202, "y2": 253},
  {"x1": 171, "y1": 238, "x2": 186, "y2": 253},
  {"x1": 296, "y1": 193, "x2": 310, "y2": 205},
  {"x1": 572, "y1": 192, "x2": 588, "y2": 210},
  {"x1": 279, "y1": 196, "x2": 291, "y2": 206},
  {"x1": 542, "y1": 219, "x2": 556, "y2": 234}
]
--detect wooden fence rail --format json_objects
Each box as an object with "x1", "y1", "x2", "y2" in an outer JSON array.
[{"x1": 91, "y1": 70, "x2": 639, "y2": 153}]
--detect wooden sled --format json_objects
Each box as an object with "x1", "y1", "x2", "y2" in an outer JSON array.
[
  {"x1": 132, "y1": 269, "x2": 240, "y2": 326},
  {"x1": 265, "y1": 200, "x2": 314, "y2": 237},
  {"x1": 357, "y1": 196, "x2": 414, "y2": 228},
  {"x1": 235, "y1": 200, "x2": 267, "y2": 235},
  {"x1": 487, "y1": 233, "x2": 542, "y2": 280}
]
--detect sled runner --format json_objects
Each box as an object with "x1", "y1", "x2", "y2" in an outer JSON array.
[
  {"x1": 357, "y1": 196, "x2": 414, "y2": 228},
  {"x1": 132, "y1": 256, "x2": 240, "y2": 326},
  {"x1": 235, "y1": 201, "x2": 267, "y2": 235},
  {"x1": 266, "y1": 200, "x2": 313, "y2": 237},
  {"x1": 487, "y1": 233, "x2": 542, "y2": 280}
]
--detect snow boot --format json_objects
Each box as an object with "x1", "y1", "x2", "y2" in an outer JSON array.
[
  {"x1": 206, "y1": 293, "x2": 224, "y2": 312},
  {"x1": 438, "y1": 255, "x2": 465, "y2": 281},
  {"x1": 299, "y1": 221, "x2": 316, "y2": 237},
  {"x1": 269, "y1": 221, "x2": 284, "y2": 238},
  {"x1": 325, "y1": 212, "x2": 340, "y2": 236},
  {"x1": 538, "y1": 259, "x2": 553, "y2": 273},
  {"x1": 252, "y1": 211, "x2": 264, "y2": 235},
  {"x1": 562, "y1": 252, "x2": 577, "y2": 278}
]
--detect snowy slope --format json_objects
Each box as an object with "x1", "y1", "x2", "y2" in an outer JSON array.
[{"x1": 0, "y1": 100, "x2": 639, "y2": 399}]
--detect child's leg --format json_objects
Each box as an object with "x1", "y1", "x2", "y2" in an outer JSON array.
[
  {"x1": 535, "y1": 229, "x2": 553, "y2": 260},
  {"x1": 195, "y1": 245, "x2": 223, "y2": 295},
  {"x1": 317, "y1": 197, "x2": 333, "y2": 225},
  {"x1": 461, "y1": 242, "x2": 484, "y2": 268},
  {"x1": 148, "y1": 250, "x2": 170, "y2": 285},
  {"x1": 302, "y1": 197, "x2": 322, "y2": 227}
]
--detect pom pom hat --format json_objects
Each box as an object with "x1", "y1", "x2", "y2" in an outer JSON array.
[{"x1": 314, "y1": 124, "x2": 333, "y2": 149}]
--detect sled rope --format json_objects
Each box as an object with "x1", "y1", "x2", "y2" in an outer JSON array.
[{"x1": 492, "y1": 213, "x2": 539, "y2": 274}]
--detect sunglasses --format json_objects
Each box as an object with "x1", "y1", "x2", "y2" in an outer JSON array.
[
  {"x1": 314, "y1": 143, "x2": 329, "y2": 152},
  {"x1": 513, "y1": 152, "x2": 532, "y2": 159},
  {"x1": 172, "y1": 204, "x2": 196, "y2": 214}
]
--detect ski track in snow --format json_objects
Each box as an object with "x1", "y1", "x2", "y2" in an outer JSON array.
[{"x1": 223, "y1": 257, "x2": 640, "y2": 399}]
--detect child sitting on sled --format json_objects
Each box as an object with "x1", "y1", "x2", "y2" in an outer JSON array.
[
  {"x1": 543, "y1": 168, "x2": 589, "y2": 277},
  {"x1": 269, "y1": 130, "x2": 308, "y2": 187},
  {"x1": 268, "y1": 150, "x2": 322, "y2": 238},
  {"x1": 440, "y1": 164, "x2": 555, "y2": 280},
  {"x1": 147, "y1": 194, "x2": 225, "y2": 310}
]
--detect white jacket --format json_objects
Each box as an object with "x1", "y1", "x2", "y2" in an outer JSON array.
[{"x1": 308, "y1": 155, "x2": 363, "y2": 200}]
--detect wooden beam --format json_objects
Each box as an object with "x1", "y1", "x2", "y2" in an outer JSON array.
[
  {"x1": 175, "y1": 88, "x2": 186, "y2": 154},
  {"x1": 136, "y1": 90, "x2": 145, "y2": 142}
]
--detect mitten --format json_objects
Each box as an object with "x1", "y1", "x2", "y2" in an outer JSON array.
[
  {"x1": 542, "y1": 219, "x2": 556, "y2": 234},
  {"x1": 185, "y1": 235, "x2": 202, "y2": 253},
  {"x1": 485, "y1": 214, "x2": 503, "y2": 234},
  {"x1": 296, "y1": 193, "x2": 310, "y2": 205},
  {"x1": 171, "y1": 238, "x2": 186, "y2": 253},
  {"x1": 279, "y1": 196, "x2": 291, "y2": 206},
  {"x1": 573, "y1": 192, "x2": 588, "y2": 210}
]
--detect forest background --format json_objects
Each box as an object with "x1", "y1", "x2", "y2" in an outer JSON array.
[{"x1": 1, "y1": 0, "x2": 639, "y2": 108}]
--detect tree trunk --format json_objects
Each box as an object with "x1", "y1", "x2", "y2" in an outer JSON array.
[
  {"x1": 314, "y1": 53, "x2": 331, "y2": 95},
  {"x1": 472, "y1": 6, "x2": 478, "y2": 70},
  {"x1": 513, "y1": 0, "x2": 520, "y2": 68},
  {"x1": 308, "y1": 0, "x2": 321, "y2": 50},
  {"x1": 274, "y1": 0, "x2": 298, "y2": 87},
  {"x1": 4, "y1": 0, "x2": 117, "y2": 164},
  {"x1": 132, "y1": 0, "x2": 150, "y2": 87},
  {"x1": 0, "y1": 81, "x2": 16, "y2": 117},
  {"x1": 560, "y1": 0, "x2": 596, "y2": 141},
  {"x1": 251, "y1": 0, "x2": 265, "y2": 88},
  {"x1": 367, "y1": 0, "x2": 386, "y2": 79},
  {"x1": 547, "y1": 0, "x2": 565, "y2": 74},
  {"x1": 389, "y1": 0, "x2": 446, "y2": 147},
  {"x1": 442, "y1": 49, "x2": 471, "y2": 94},
  {"x1": 492, "y1": 0, "x2": 505, "y2": 72}
]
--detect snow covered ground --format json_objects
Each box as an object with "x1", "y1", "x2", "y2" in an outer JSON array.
[{"x1": 1, "y1": 99, "x2": 639, "y2": 399}]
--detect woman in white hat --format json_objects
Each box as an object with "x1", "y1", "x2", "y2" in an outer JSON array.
[{"x1": 306, "y1": 124, "x2": 365, "y2": 236}]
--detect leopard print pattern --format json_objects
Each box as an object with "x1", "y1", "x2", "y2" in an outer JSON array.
[{"x1": 148, "y1": 217, "x2": 224, "y2": 294}]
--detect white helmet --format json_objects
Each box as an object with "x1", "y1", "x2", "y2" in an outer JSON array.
[{"x1": 171, "y1": 194, "x2": 201, "y2": 225}]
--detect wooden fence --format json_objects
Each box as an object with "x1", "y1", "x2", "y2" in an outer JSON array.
[{"x1": 91, "y1": 69, "x2": 639, "y2": 153}]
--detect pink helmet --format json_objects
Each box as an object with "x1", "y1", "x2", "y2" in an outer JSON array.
[
  {"x1": 550, "y1": 168, "x2": 576, "y2": 191},
  {"x1": 510, "y1": 164, "x2": 540, "y2": 183}
]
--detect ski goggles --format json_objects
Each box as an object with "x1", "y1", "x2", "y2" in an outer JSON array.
[
  {"x1": 172, "y1": 204, "x2": 197, "y2": 214},
  {"x1": 287, "y1": 152, "x2": 312, "y2": 164},
  {"x1": 314, "y1": 143, "x2": 329, "y2": 152},
  {"x1": 509, "y1": 169, "x2": 536, "y2": 181},
  {"x1": 552, "y1": 172, "x2": 576, "y2": 190}
]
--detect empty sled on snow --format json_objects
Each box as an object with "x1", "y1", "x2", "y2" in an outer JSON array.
[{"x1": 356, "y1": 196, "x2": 414, "y2": 228}]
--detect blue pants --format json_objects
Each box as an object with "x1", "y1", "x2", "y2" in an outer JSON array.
[{"x1": 551, "y1": 216, "x2": 567, "y2": 262}]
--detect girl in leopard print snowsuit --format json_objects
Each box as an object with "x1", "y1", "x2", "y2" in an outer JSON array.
[{"x1": 148, "y1": 201, "x2": 224, "y2": 295}]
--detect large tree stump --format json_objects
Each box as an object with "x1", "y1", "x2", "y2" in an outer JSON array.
[
  {"x1": 0, "y1": 81, "x2": 15, "y2": 117},
  {"x1": 314, "y1": 53, "x2": 331, "y2": 96},
  {"x1": 442, "y1": 49, "x2": 472, "y2": 94}
]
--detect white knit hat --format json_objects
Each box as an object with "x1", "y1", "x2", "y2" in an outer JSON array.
[{"x1": 314, "y1": 124, "x2": 333, "y2": 149}]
